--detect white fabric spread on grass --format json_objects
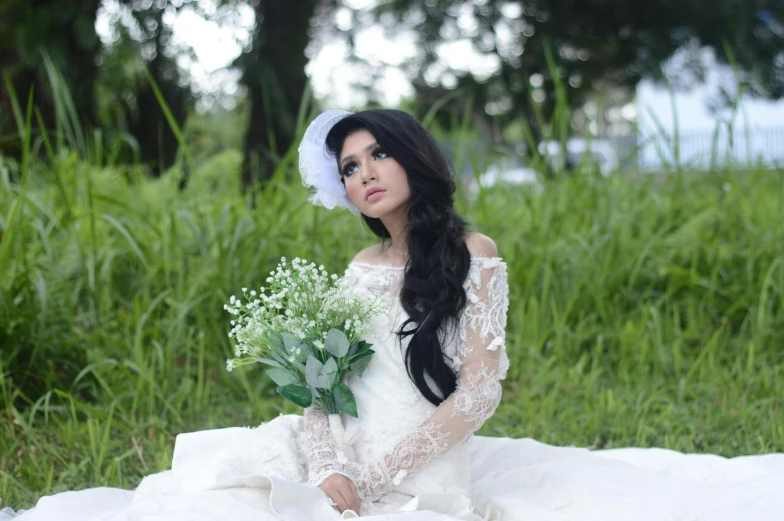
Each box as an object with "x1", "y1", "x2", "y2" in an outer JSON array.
[{"x1": 7, "y1": 258, "x2": 784, "y2": 521}]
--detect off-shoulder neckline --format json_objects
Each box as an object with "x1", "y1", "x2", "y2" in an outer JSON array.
[{"x1": 348, "y1": 256, "x2": 505, "y2": 270}]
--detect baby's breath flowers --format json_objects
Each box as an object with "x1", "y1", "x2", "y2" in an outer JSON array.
[{"x1": 224, "y1": 257, "x2": 382, "y2": 416}]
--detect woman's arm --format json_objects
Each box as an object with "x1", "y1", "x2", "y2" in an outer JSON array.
[
  {"x1": 303, "y1": 261, "x2": 361, "y2": 486},
  {"x1": 343, "y1": 239, "x2": 510, "y2": 502},
  {"x1": 303, "y1": 406, "x2": 352, "y2": 485}
]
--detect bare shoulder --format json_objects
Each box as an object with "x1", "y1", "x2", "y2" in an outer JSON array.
[
  {"x1": 464, "y1": 231, "x2": 499, "y2": 258},
  {"x1": 351, "y1": 244, "x2": 383, "y2": 263}
]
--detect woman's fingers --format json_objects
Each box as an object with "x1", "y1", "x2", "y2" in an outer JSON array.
[
  {"x1": 345, "y1": 480, "x2": 361, "y2": 514},
  {"x1": 336, "y1": 488, "x2": 351, "y2": 513},
  {"x1": 320, "y1": 474, "x2": 360, "y2": 515}
]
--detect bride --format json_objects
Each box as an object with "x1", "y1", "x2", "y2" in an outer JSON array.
[{"x1": 5, "y1": 109, "x2": 783, "y2": 521}]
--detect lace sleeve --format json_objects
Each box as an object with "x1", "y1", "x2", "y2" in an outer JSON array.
[
  {"x1": 343, "y1": 258, "x2": 509, "y2": 502},
  {"x1": 302, "y1": 264, "x2": 360, "y2": 487},
  {"x1": 303, "y1": 406, "x2": 352, "y2": 486}
]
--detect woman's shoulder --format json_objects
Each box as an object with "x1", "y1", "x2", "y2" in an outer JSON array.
[
  {"x1": 351, "y1": 244, "x2": 384, "y2": 264},
  {"x1": 349, "y1": 233, "x2": 500, "y2": 265},
  {"x1": 464, "y1": 231, "x2": 499, "y2": 259}
]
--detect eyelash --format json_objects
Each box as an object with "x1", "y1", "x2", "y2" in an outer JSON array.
[{"x1": 341, "y1": 148, "x2": 388, "y2": 177}]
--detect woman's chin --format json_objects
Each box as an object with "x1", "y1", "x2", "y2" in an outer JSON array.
[
  {"x1": 358, "y1": 202, "x2": 386, "y2": 219},
  {"x1": 357, "y1": 199, "x2": 406, "y2": 219}
]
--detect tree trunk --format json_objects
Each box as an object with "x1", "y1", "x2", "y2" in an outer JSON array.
[
  {"x1": 238, "y1": 0, "x2": 318, "y2": 190},
  {"x1": 125, "y1": 6, "x2": 190, "y2": 178},
  {"x1": 0, "y1": 0, "x2": 101, "y2": 157}
]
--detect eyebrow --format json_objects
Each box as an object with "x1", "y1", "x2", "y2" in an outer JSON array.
[{"x1": 340, "y1": 142, "x2": 379, "y2": 168}]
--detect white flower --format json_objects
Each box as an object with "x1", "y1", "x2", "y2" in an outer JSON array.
[
  {"x1": 487, "y1": 337, "x2": 504, "y2": 351},
  {"x1": 226, "y1": 359, "x2": 235, "y2": 372},
  {"x1": 392, "y1": 470, "x2": 407, "y2": 486}
]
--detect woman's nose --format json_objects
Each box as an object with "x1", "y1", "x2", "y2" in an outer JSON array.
[{"x1": 361, "y1": 161, "x2": 376, "y2": 183}]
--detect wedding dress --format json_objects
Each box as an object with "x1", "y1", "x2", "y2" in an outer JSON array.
[{"x1": 5, "y1": 257, "x2": 784, "y2": 521}]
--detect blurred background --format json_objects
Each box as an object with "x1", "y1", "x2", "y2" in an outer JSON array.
[
  {"x1": 3, "y1": 0, "x2": 784, "y2": 181},
  {"x1": 1, "y1": 0, "x2": 783, "y2": 510}
]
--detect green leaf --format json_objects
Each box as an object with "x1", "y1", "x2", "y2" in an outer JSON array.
[
  {"x1": 354, "y1": 340, "x2": 373, "y2": 356},
  {"x1": 252, "y1": 357, "x2": 284, "y2": 368},
  {"x1": 277, "y1": 384, "x2": 313, "y2": 408},
  {"x1": 349, "y1": 348, "x2": 375, "y2": 364},
  {"x1": 321, "y1": 357, "x2": 338, "y2": 379},
  {"x1": 305, "y1": 356, "x2": 324, "y2": 388},
  {"x1": 266, "y1": 368, "x2": 300, "y2": 386},
  {"x1": 350, "y1": 354, "x2": 373, "y2": 376},
  {"x1": 299, "y1": 342, "x2": 316, "y2": 359},
  {"x1": 269, "y1": 349, "x2": 289, "y2": 367},
  {"x1": 269, "y1": 331, "x2": 285, "y2": 352},
  {"x1": 306, "y1": 356, "x2": 337, "y2": 389},
  {"x1": 282, "y1": 332, "x2": 303, "y2": 353},
  {"x1": 326, "y1": 329, "x2": 350, "y2": 358},
  {"x1": 333, "y1": 384, "x2": 358, "y2": 418}
]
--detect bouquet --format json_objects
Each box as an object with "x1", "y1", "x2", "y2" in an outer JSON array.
[{"x1": 224, "y1": 257, "x2": 383, "y2": 418}]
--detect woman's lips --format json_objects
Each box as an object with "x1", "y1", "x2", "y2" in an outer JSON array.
[{"x1": 367, "y1": 190, "x2": 386, "y2": 201}]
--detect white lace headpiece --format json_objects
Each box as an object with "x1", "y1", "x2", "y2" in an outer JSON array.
[{"x1": 298, "y1": 109, "x2": 360, "y2": 215}]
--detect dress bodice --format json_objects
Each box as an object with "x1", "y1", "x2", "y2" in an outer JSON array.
[
  {"x1": 341, "y1": 258, "x2": 510, "y2": 377},
  {"x1": 333, "y1": 258, "x2": 510, "y2": 504}
]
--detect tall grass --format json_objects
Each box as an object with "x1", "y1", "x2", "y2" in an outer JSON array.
[{"x1": 1, "y1": 71, "x2": 783, "y2": 510}]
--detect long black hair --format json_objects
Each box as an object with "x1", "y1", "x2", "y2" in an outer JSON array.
[{"x1": 325, "y1": 109, "x2": 471, "y2": 406}]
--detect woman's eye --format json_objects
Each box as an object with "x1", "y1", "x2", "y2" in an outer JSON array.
[
  {"x1": 341, "y1": 163, "x2": 358, "y2": 177},
  {"x1": 374, "y1": 150, "x2": 388, "y2": 160}
]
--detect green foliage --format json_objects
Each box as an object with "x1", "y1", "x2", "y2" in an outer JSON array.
[
  {"x1": 334, "y1": 384, "x2": 358, "y2": 418},
  {"x1": 1, "y1": 129, "x2": 784, "y2": 509},
  {"x1": 364, "y1": 1, "x2": 784, "y2": 137},
  {"x1": 276, "y1": 384, "x2": 313, "y2": 408}
]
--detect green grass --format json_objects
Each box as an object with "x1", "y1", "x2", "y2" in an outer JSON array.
[{"x1": 1, "y1": 136, "x2": 784, "y2": 510}]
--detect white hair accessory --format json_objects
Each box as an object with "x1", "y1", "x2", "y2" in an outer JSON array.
[{"x1": 298, "y1": 109, "x2": 360, "y2": 215}]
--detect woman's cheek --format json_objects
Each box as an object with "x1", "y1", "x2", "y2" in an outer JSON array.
[{"x1": 346, "y1": 181, "x2": 363, "y2": 206}]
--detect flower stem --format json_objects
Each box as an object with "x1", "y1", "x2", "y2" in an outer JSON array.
[{"x1": 316, "y1": 392, "x2": 338, "y2": 415}]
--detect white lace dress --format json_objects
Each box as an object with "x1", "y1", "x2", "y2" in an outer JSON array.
[{"x1": 6, "y1": 257, "x2": 784, "y2": 521}]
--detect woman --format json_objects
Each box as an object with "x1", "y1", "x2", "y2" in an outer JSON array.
[
  {"x1": 301, "y1": 109, "x2": 510, "y2": 518},
  {"x1": 5, "y1": 109, "x2": 783, "y2": 521}
]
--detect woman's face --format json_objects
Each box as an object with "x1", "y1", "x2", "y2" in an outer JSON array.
[{"x1": 339, "y1": 129, "x2": 411, "y2": 219}]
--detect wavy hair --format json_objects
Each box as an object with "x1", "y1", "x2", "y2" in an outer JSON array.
[{"x1": 325, "y1": 109, "x2": 471, "y2": 406}]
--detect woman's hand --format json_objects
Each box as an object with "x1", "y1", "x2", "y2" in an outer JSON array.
[{"x1": 318, "y1": 473, "x2": 361, "y2": 515}]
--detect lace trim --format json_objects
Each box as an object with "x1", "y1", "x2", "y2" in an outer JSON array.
[
  {"x1": 451, "y1": 360, "x2": 503, "y2": 430},
  {"x1": 458, "y1": 260, "x2": 509, "y2": 378},
  {"x1": 304, "y1": 407, "x2": 351, "y2": 486},
  {"x1": 344, "y1": 422, "x2": 451, "y2": 501},
  {"x1": 320, "y1": 257, "x2": 510, "y2": 504}
]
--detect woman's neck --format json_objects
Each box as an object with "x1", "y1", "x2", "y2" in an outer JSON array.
[{"x1": 379, "y1": 207, "x2": 409, "y2": 259}]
